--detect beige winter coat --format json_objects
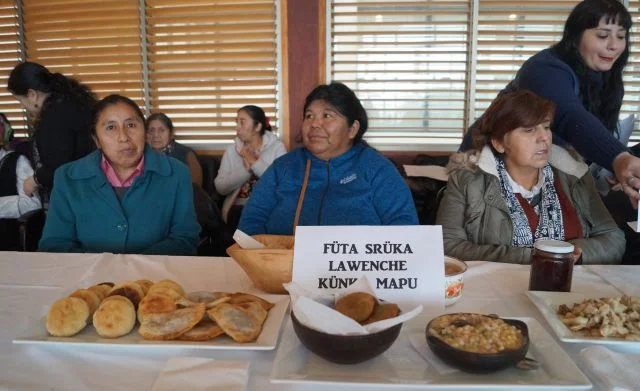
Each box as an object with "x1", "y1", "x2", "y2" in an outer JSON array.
[{"x1": 436, "y1": 145, "x2": 624, "y2": 264}]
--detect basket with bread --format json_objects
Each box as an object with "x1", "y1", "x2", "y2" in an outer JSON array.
[{"x1": 45, "y1": 279, "x2": 277, "y2": 343}]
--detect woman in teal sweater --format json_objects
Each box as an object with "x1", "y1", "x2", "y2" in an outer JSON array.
[{"x1": 39, "y1": 95, "x2": 200, "y2": 255}]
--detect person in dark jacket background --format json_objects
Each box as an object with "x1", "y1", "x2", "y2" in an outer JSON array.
[{"x1": 8, "y1": 61, "x2": 96, "y2": 204}]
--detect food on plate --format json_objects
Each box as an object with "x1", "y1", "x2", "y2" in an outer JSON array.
[
  {"x1": 428, "y1": 313, "x2": 524, "y2": 353},
  {"x1": 178, "y1": 318, "x2": 225, "y2": 341},
  {"x1": 362, "y1": 302, "x2": 400, "y2": 325},
  {"x1": 69, "y1": 288, "x2": 102, "y2": 318},
  {"x1": 135, "y1": 279, "x2": 155, "y2": 295},
  {"x1": 335, "y1": 292, "x2": 376, "y2": 323},
  {"x1": 557, "y1": 295, "x2": 640, "y2": 340},
  {"x1": 207, "y1": 301, "x2": 268, "y2": 343},
  {"x1": 44, "y1": 277, "x2": 275, "y2": 343},
  {"x1": 93, "y1": 295, "x2": 136, "y2": 338},
  {"x1": 137, "y1": 293, "x2": 177, "y2": 323},
  {"x1": 46, "y1": 297, "x2": 90, "y2": 337},
  {"x1": 138, "y1": 303, "x2": 206, "y2": 340},
  {"x1": 228, "y1": 292, "x2": 274, "y2": 311},
  {"x1": 108, "y1": 281, "x2": 145, "y2": 309},
  {"x1": 98, "y1": 281, "x2": 115, "y2": 287}
]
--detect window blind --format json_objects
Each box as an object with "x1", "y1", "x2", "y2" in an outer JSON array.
[
  {"x1": 22, "y1": 0, "x2": 145, "y2": 107},
  {"x1": 146, "y1": 0, "x2": 279, "y2": 145},
  {"x1": 475, "y1": 1, "x2": 580, "y2": 119},
  {"x1": 0, "y1": 0, "x2": 23, "y2": 135},
  {"x1": 330, "y1": 0, "x2": 471, "y2": 148}
]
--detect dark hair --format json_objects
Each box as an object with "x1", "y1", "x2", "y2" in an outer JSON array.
[
  {"x1": 146, "y1": 112, "x2": 175, "y2": 137},
  {"x1": 8, "y1": 62, "x2": 97, "y2": 115},
  {"x1": 92, "y1": 94, "x2": 145, "y2": 136},
  {"x1": 303, "y1": 82, "x2": 368, "y2": 144},
  {"x1": 552, "y1": 0, "x2": 632, "y2": 134},
  {"x1": 238, "y1": 105, "x2": 271, "y2": 136},
  {"x1": 473, "y1": 90, "x2": 556, "y2": 152}
]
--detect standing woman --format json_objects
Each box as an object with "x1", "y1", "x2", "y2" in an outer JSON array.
[
  {"x1": 146, "y1": 112, "x2": 203, "y2": 187},
  {"x1": 214, "y1": 105, "x2": 286, "y2": 229},
  {"x1": 460, "y1": 0, "x2": 640, "y2": 203},
  {"x1": 8, "y1": 62, "x2": 97, "y2": 203}
]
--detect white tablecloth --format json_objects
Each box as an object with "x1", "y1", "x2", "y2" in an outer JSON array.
[{"x1": 0, "y1": 251, "x2": 636, "y2": 390}]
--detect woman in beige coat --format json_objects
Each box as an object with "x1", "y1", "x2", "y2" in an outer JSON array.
[{"x1": 437, "y1": 90, "x2": 624, "y2": 264}]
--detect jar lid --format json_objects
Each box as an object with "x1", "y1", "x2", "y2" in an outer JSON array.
[{"x1": 534, "y1": 239, "x2": 574, "y2": 254}]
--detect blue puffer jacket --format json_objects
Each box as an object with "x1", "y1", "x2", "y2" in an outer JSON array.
[
  {"x1": 238, "y1": 143, "x2": 418, "y2": 235},
  {"x1": 39, "y1": 145, "x2": 201, "y2": 255}
]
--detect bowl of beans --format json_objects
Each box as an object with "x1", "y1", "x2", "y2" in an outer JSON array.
[{"x1": 425, "y1": 313, "x2": 529, "y2": 373}]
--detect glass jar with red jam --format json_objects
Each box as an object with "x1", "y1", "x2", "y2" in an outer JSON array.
[{"x1": 528, "y1": 239, "x2": 574, "y2": 292}]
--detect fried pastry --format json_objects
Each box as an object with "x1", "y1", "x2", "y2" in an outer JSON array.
[
  {"x1": 207, "y1": 302, "x2": 268, "y2": 343},
  {"x1": 135, "y1": 279, "x2": 155, "y2": 295},
  {"x1": 153, "y1": 279, "x2": 185, "y2": 296},
  {"x1": 177, "y1": 295, "x2": 230, "y2": 309},
  {"x1": 187, "y1": 291, "x2": 229, "y2": 304},
  {"x1": 69, "y1": 288, "x2": 101, "y2": 318},
  {"x1": 98, "y1": 282, "x2": 115, "y2": 287},
  {"x1": 178, "y1": 318, "x2": 225, "y2": 341},
  {"x1": 93, "y1": 295, "x2": 136, "y2": 338},
  {"x1": 108, "y1": 281, "x2": 145, "y2": 309},
  {"x1": 138, "y1": 303, "x2": 206, "y2": 340},
  {"x1": 137, "y1": 293, "x2": 177, "y2": 323},
  {"x1": 46, "y1": 297, "x2": 90, "y2": 337},
  {"x1": 362, "y1": 302, "x2": 400, "y2": 325},
  {"x1": 227, "y1": 293, "x2": 274, "y2": 311},
  {"x1": 147, "y1": 285, "x2": 184, "y2": 301},
  {"x1": 335, "y1": 292, "x2": 376, "y2": 323}
]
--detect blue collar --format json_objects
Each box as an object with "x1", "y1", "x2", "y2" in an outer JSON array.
[{"x1": 302, "y1": 142, "x2": 365, "y2": 165}]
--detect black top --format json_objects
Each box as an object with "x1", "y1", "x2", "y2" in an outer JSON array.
[
  {"x1": 33, "y1": 98, "x2": 95, "y2": 190},
  {"x1": 0, "y1": 151, "x2": 20, "y2": 197}
]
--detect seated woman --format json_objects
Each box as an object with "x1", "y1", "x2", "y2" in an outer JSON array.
[
  {"x1": 239, "y1": 82, "x2": 418, "y2": 235},
  {"x1": 146, "y1": 113, "x2": 203, "y2": 187},
  {"x1": 437, "y1": 90, "x2": 624, "y2": 264},
  {"x1": 214, "y1": 105, "x2": 286, "y2": 229},
  {"x1": 39, "y1": 95, "x2": 201, "y2": 255}
]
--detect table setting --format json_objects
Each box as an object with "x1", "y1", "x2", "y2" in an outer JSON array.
[{"x1": 1, "y1": 230, "x2": 639, "y2": 390}]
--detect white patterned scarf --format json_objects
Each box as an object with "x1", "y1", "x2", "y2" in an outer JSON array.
[{"x1": 495, "y1": 157, "x2": 565, "y2": 247}]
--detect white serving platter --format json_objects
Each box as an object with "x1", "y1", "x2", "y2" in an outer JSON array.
[
  {"x1": 13, "y1": 293, "x2": 290, "y2": 351},
  {"x1": 527, "y1": 290, "x2": 640, "y2": 352},
  {"x1": 270, "y1": 315, "x2": 591, "y2": 390}
]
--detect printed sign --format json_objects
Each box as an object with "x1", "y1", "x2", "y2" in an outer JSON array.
[{"x1": 292, "y1": 225, "x2": 445, "y2": 312}]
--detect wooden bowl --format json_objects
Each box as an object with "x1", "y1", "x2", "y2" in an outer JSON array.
[
  {"x1": 425, "y1": 313, "x2": 529, "y2": 373},
  {"x1": 226, "y1": 235, "x2": 294, "y2": 294},
  {"x1": 291, "y1": 311, "x2": 402, "y2": 365}
]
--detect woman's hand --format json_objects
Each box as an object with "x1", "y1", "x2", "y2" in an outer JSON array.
[
  {"x1": 572, "y1": 246, "x2": 583, "y2": 265},
  {"x1": 239, "y1": 147, "x2": 258, "y2": 170},
  {"x1": 612, "y1": 152, "x2": 640, "y2": 207},
  {"x1": 23, "y1": 176, "x2": 37, "y2": 196}
]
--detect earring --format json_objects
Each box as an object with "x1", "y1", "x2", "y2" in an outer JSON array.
[{"x1": 34, "y1": 103, "x2": 38, "y2": 108}]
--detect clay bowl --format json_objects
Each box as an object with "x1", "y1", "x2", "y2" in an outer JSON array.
[
  {"x1": 425, "y1": 313, "x2": 529, "y2": 373},
  {"x1": 291, "y1": 311, "x2": 402, "y2": 365},
  {"x1": 226, "y1": 235, "x2": 294, "y2": 294}
]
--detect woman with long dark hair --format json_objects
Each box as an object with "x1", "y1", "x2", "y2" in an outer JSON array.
[
  {"x1": 8, "y1": 62, "x2": 97, "y2": 203},
  {"x1": 461, "y1": 0, "x2": 640, "y2": 204}
]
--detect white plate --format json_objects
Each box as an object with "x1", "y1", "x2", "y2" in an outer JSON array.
[
  {"x1": 527, "y1": 291, "x2": 640, "y2": 352},
  {"x1": 13, "y1": 293, "x2": 290, "y2": 350},
  {"x1": 270, "y1": 315, "x2": 591, "y2": 390}
]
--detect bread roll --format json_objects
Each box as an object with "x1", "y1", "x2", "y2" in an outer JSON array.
[
  {"x1": 152, "y1": 279, "x2": 185, "y2": 296},
  {"x1": 69, "y1": 289, "x2": 101, "y2": 319},
  {"x1": 108, "y1": 281, "x2": 145, "y2": 309},
  {"x1": 46, "y1": 297, "x2": 90, "y2": 337},
  {"x1": 335, "y1": 292, "x2": 376, "y2": 323},
  {"x1": 135, "y1": 279, "x2": 154, "y2": 295},
  {"x1": 93, "y1": 295, "x2": 136, "y2": 338}
]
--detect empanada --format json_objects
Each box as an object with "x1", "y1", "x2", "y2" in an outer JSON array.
[
  {"x1": 178, "y1": 319, "x2": 225, "y2": 341},
  {"x1": 137, "y1": 293, "x2": 177, "y2": 324},
  {"x1": 207, "y1": 302, "x2": 267, "y2": 343},
  {"x1": 138, "y1": 303, "x2": 205, "y2": 340},
  {"x1": 227, "y1": 293, "x2": 274, "y2": 311}
]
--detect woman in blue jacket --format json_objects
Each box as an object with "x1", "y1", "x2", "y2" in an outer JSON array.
[
  {"x1": 239, "y1": 82, "x2": 418, "y2": 235},
  {"x1": 39, "y1": 95, "x2": 201, "y2": 255},
  {"x1": 461, "y1": 0, "x2": 640, "y2": 204}
]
